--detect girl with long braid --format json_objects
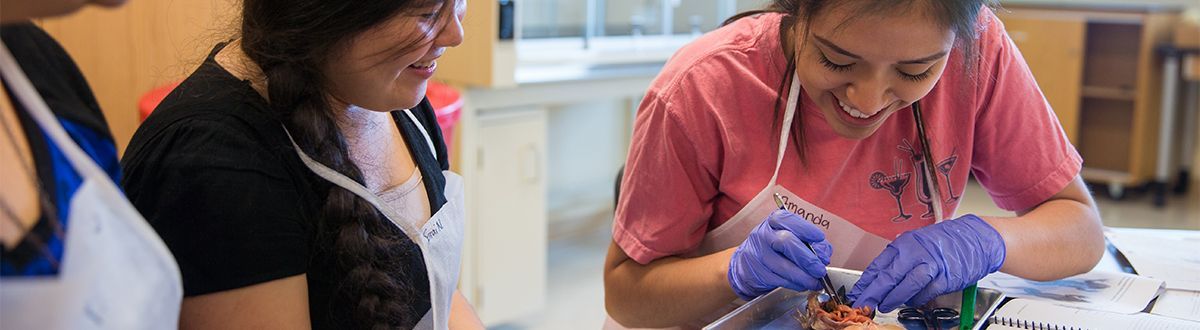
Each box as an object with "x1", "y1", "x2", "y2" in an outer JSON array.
[{"x1": 121, "y1": 0, "x2": 480, "y2": 328}]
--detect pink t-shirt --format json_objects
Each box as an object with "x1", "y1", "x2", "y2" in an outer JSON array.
[{"x1": 613, "y1": 9, "x2": 1082, "y2": 265}]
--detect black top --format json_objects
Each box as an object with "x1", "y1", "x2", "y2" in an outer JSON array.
[
  {"x1": 1, "y1": 23, "x2": 121, "y2": 276},
  {"x1": 120, "y1": 44, "x2": 449, "y2": 328}
]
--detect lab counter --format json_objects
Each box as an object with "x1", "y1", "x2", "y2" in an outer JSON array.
[{"x1": 514, "y1": 62, "x2": 665, "y2": 85}]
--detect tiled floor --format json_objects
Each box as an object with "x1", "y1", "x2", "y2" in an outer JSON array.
[{"x1": 492, "y1": 181, "x2": 1200, "y2": 329}]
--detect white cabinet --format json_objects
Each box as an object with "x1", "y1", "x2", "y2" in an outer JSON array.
[
  {"x1": 461, "y1": 107, "x2": 548, "y2": 325},
  {"x1": 454, "y1": 74, "x2": 653, "y2": 326}
]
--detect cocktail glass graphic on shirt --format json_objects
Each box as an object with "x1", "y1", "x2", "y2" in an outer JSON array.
[
  {"x1": 898, "y1": 139, "x2": 935, "y2": 219},
  {"x1": 870, "y1": 159, "x2": 913, "y2": 223},
  {"x1": 937, "y1": 154, "x2": 960, "y2": 203}
]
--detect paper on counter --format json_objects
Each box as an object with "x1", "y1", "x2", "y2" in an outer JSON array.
[
  {"x1": 1106, "y1": 228, "x2": 1200, "y2": 292},
  {"x1": 1152, "y1": 289, "x2": 1200, "y2": 322},
  {"x1": 992, "y1": 298, "x2": 1200, "y2": 330},
  {"x1": 979, "y1": 271, "x2": 1164, "y2": 314},
  {"x1": 1129, "y1": 260, "x2": 1200, "y2": 292}
]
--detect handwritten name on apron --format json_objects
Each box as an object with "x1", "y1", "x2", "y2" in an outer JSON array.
[
  {"x1": 422, "y1": 219, "x2": 445, "y2": 241},
  {"x1": 777, "y1": 194, "x2": 831, "y2": 230}
]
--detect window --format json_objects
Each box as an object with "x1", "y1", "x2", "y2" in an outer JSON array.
[
  {"x1": 515, "y1": 0, "x2": 770, "y2": 82},
  {"x1": 519, "y1": 0, "x2": 770, "y2": 41}
]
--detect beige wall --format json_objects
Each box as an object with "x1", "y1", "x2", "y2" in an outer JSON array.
[{"x1": 35, "y1": 0, "x2": 238, "y2": 152}]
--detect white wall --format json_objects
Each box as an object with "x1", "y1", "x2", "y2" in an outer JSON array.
[{"x1": 546, "y1": 100, "x2": 632, "y2": 223}]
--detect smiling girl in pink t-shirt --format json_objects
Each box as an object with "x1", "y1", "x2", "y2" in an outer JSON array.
[{"x1": 604, "y1": 1, "x2": 1103, "y2": 328}]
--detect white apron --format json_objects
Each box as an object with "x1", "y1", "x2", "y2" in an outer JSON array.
[
  {"x1": 605, "y1": 74, "x2": 897, "y2": 330},
  {"x1": 286, "y1": 109, "x2": 465, "y2": 330},
  {"x1": 0, "y1": 42, "x2": 183, "y2": 329},
  {"x1": 685, "y1": 74, "x2": 893, "y2": 269}
]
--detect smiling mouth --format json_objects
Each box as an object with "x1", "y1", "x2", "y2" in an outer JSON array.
[
  {"x1": 410, "y1": 60, "x2": 436, "y2": 69},
  {"x1": 832, "y1": 94, "x2": 882, "y2": 120},
  {"x1": 838, "y1": 99, "x2": 874, "y2": 119}
]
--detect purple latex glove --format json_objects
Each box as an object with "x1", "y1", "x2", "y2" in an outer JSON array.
[
  {"x1": 728, "y1": 209, "x2": 834, "y2": 301},
  {"x1": 847, "y1": 214, "x2": 1005, "y2": 312}
]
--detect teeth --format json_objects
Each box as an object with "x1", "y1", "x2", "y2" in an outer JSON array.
[
  {"x1": 838, "y1": 100, "x2": 871, "y2": 119},
  {"x1": 411, "y1": 60, "x2": 436, "y2": 69}
]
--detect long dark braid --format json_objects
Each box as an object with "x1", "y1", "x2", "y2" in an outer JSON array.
[{"x1": 239, "y1": 0, "x2": 452, "y2": 327}]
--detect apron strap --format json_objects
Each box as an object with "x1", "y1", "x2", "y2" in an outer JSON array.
[
  {"x1": 402, "y1": 109, "x2": 438, "y2": 162},
  {"x1": 768, "y1": 73, "x2": 801, "y2": 186},
  {"x1": 281, "y1": 126, "x2": 423, "y2": 241},
  {"x1": 0, "y1": 42, "x2": 108, "y2": 181},
  {"x1": 926, "y1": 168, "x2": 945, "y2": 223},
  {"x1": 913, "y1": 101, "x2": 946, "y2": 223}
]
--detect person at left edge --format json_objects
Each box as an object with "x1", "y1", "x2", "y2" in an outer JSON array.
[
  {"x1": 0, "y1": 0, "x2": 183, "y2": 329},
  {"x1": 120, "y1": 0, "x2": 480, "y2": 329}
]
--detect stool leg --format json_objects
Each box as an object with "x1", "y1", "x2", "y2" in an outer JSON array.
[
  {"x1": 1154, "y1": 55, "x2": 1180, "y2": 207},
  {"x1": 1177, "y1": 81, "x2": 1198, "y2": 195},
  {"x1": 1109, "y1": 181, "x2": 1126, "y2": 201}
]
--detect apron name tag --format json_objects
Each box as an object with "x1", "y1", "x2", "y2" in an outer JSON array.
[
  {"x1": 778, "y1": 195, "x2": 832, "y2": 229},
  {"x1": 422, "y1": 219, "x2": 445, "y2": 240}
]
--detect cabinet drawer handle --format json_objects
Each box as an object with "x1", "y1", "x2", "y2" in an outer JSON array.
[{"x1": 521, "y1": 144, "x2": 540, "y2": 183}]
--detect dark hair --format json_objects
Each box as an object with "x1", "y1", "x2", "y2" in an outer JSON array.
[
  {"x1": 239, "y1": 0, "x2": 453, "y2": 327},
  {"x1": 725, "y1": 0, "x2": 997, "y2": 201}
]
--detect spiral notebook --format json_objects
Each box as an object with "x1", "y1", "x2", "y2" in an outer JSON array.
[{"x1": 988, "y1": 299, "x2": 1200, "y2": 330}]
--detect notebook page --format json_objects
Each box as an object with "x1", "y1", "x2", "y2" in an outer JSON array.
[{"x1": 992, "y1": 299, "x2": 1200, "y2": 330}]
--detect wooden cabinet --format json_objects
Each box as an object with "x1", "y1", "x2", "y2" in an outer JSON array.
[
  {"x1": 35, "y1": 1, "x2": 237, "y2": 152},
  {"x1": 998, "y1": 4, "x2": 1181, "y2": 194},
  {"x1": 1003, "y1": 16, "x2": 1087, "y2": 144},
  {"x1": 436, "y1": 0, "x2": 515, "y2": 88}
]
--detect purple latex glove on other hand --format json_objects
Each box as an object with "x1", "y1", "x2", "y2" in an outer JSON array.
[
  {"x1": 847, "y1": 214, "x2": 1005, "y2": 312},
  {"x1": 728, "y1": 209, "x2": 834, "y2": 301}
]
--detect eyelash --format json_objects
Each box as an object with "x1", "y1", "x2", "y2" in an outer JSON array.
[
  {"x1": 818, "y1": 53, "x2": 852, "y2": 72},
  {"x1": 818, "y1": 52, "x2": 933, "y2": 82},
  {"x1": 899, "y1": 70, "x2": 932, "y2": 82}
]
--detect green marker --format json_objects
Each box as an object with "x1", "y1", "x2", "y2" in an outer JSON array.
[{"x1": 959, "y1": 284, "x2": 978, "y2": 330}]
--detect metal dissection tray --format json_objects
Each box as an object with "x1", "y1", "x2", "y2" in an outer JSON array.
[{"x1": 705, "y1": 268, "x2": 1006, "y2": 330}]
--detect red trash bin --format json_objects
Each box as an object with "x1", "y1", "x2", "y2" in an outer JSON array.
[
  {"x1": 138, "y1": 81, "x2": 182, "y2": 122},
  {"x1": 425, "y1": 81, "x2": 463, "y2": 149}
]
